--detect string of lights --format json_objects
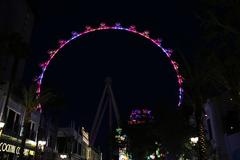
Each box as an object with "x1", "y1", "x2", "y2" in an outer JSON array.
[
  {"x1": 35, "y1": 22, "x2": 184, "y2": 108},
  {"x1": 128, "y1": 108, "x2": 153, "y2": 125}
]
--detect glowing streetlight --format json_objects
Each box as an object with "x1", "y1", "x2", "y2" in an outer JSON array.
[
  {"x1": 150, "y1": 154, "x2": 155, "y2": 159},
  {"x1": 60, "y1": 154, "x2": 68, "y2": 159},
  {"x1": 190, "y1": 137, "x2": 199, "y2": 146},
  {"x1": 0, "y1": 121, "x2": 5, "y2": 137},
  {"x1": 0, "y1": 121, "x2": 5, "y2": 128},
  {"x1": 38, "y1": 140, "x2": 47, "y2": 151}
]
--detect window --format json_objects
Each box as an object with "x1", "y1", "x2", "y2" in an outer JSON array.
[
  {"x1": 57, "y1": 137, "x2": 67, "y2": 153},
  {"x1": 73, "y1": 140, "x2": 77, "y2": 154},
  {"x1": 14, "y1": 114, "x2": 20, "y2": 133},
  {"x1": 49, "y1": 136, "x2": 53, "y2": 148},
  {"x1": 6, "y1": 109, "x2": 15, "y2": 130},
  {"x1": 48, "y1": 135, "x2": 56, "y2": 149},
  {"x1": 82, "y1": 148, "x2": 86, "y2": 157},
  {"x1": 5, "y1": 108, "x2": 21, "y2": 135},
  {"x1": 28, "y1": 122, "x2": 36, "y2": 140},
  {"x1": 2, "y1": 106, "x2": 8, "y2": 122},
  {"x1": 78, "y1": 143, "x2": 82, "y2": 155}
]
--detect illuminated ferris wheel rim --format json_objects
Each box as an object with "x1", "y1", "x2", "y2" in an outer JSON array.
[{"x1": 35, "y1": 22, "x2": 184, "y2": 107}]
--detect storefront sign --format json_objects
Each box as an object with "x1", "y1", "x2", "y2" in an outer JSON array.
[
  {"x1": 0, "y1": 142, "x2": 20, "y2": 154},
  {"x1": 0, "y1": 142, "x2": 35, "y2": 156}
]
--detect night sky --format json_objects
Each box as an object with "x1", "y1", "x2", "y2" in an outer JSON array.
[{"x1": 24, "y1": 0, "x2": 197, "y2": 156}]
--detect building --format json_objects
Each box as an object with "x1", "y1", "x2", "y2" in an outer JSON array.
[
  {"x1": 0, "y1": 0, "x2": 34, "y2": 43},
  {"x1": 81, "y1": 127, "x2": 102, "y2": 160},
  {"x1": 56, "y1": 124, "x2": 82, "y2": 160},
  {"x1": 56, "y1": 123, "x2": 102, "y2": 160},
  {"x1": 0, "y1": 1, "x2": 39, "y2": 159},
  {"x1": 88, "y1": 147, "x2": 102, "y2": 160},
  {"x1": 0, "y1": 88, "x2": 40, "y2": 160},
  {"x1": 0, "y1": 0, "x2": 35, "y2": 89},
  {"x1": 204, "y1": 95, "x2": 240, "y2": 160},
  {"x1": 39, "y1": 114, "x2": 58, "y2": 160}
]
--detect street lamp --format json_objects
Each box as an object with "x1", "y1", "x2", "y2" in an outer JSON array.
[
  {"x1": 0, "y1": 121, "x2": 5, "y2": 128},
  {"x1": 0, "y1": 121, "x2": 5, "y2": 137},
  {"x1": 34, "y1": 140, "x2": 47, "y2": 160},
  {"x1": 38, "y1": 140, "x2": 47, "y2": 151},
  {"x1": 60, "y1": 154, "x2": 68, "y2": 159},
  {"x1": 190, "y1": 137, "x2": 199, "y2": 146}
]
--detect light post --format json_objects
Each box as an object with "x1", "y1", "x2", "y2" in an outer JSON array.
[
  {"x1": 190, "y1": 137, "x2": 199, "y2": 146},
  {"x1": 37, "y1": 139, "x2": 46, "y2": 159},
  {"x1": 38, "y1": 140, "x2": 47, "y2": 151},
  {"x1": 59, "y1": 154, "x2": 68, "y2": 159},
  {"x1": 189, "y1": 137, "x2": 199, "y2": 160}
]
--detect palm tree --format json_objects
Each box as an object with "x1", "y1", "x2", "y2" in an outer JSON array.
[
  {"x1": 179, "y1": 52, "x2": 212, "y2": 160},
  {"x1": 196, "y1": 0, "x2": 240, "y2": 101},
  {"x1": 177, "y1": 1, "x2": 240, "y2": 159},
  {"x1": 18, "y1": 84, "x2": 53, "y2": 160}
]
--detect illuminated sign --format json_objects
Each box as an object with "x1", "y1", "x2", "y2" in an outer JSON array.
[
  {"x1": 26, "y1": 139, "x2": 36, "y2": 147},
  {"x1": 83, "y1": 137, "x2": 89, "y2": 146},
  {"x1": 0, "y1": 142, "x2": 35, "y2": 156},
  {"x1": 82, "y1": 127, "x2": 89, "y2": 146},
  {"x1": 0, "y1": 142, "x2": 20, "y2": 154},
  {"x1": 82, "y1": 127, "x2": 89, "y2": 139}
]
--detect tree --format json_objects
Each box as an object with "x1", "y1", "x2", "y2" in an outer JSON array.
[
  {"x1": 177, "y1": 1, "x2": 240, "y2": 159},
  {"x1": 196, "y1": 0, "x2": 240, "y2": 103},
  {"x1": 177, "y1": 40, "x2": 219, "y2": 160},
  {"x1": 18, "y1": 84, "x2": 54, "y2": 160}
]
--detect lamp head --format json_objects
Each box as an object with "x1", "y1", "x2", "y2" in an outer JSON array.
[{"x1": 0, "y1": 121, "x2": 5, "y2": 128}]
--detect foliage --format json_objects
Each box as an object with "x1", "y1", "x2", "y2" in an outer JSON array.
[
  {"x1": 177, "y1": 0, "x2": 240, "y2": 159},
  {"x1": 22, "y1": 85, "x2": 54, "y2": 120},
  {"x1": 18, "y1": 84, "x2": 54, "y2": 160},
  {"x1": 146, "y1": 142, "x2": 169, "y2": 160},
  {"x1": 196, "y1": 0, "x2": 240, "y2": 104}
]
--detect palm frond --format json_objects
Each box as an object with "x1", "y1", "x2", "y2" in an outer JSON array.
[{"x1": 22, "y1": 84, "x2": 55, "y2": 120}]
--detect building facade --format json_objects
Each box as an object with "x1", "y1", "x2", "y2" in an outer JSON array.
[
  {"x1": 0, "y1": 89, "x2": 40, "y2": 160},
  {"x1": 88, "y1": 147, "x2": 102, "y2": 160},
  {"x1": 0, "y1": 0, "x2": 35, "y2": 89},
  {"x1": 56, "y1": 125, "x2": 84, "y2": 160},
  {"x1": 56, "y1": 124, "x2": 102, "y2": 160},
  {"x1": 0, "y1": 0, "x2": 34, "y2": 43},
  {"x1": 0, "y1": 0, "x2": 38, "y2": 159},
  {"x1": 39, "y1": 114, "x2": 58, "y2": 160},
  {"x1": 204, "y1": 96, "x2": 240, "y2": 160}
]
